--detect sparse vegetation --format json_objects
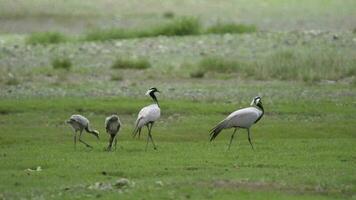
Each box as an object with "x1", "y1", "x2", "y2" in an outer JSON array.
[
  {"x1": 111, "y1": 57, "x2": 151, "y2": 70},
  {"x1": 192, "y1": 50, "x2": 356, "y2": 82},
  {"x1": 197, "y1": 57, "x2": 246, "y2": 73},
  {"x1": 51, "y1": 57, "x2": 72, "y2": 71},
  {"x1": 85, "y1": 17, "x2": 201, "y2": 41},
  {"x1": 26, "y1": 32, "x2": 68, "y2": 45},
  {"x1": 110, "y1": 74, "x2": 124, "y2": 81},
  {"x1": 152, "y1": 17, "x2": 201, "y2": 36},
  {"x1": 163, "y1": 11, "x2": 175, "y2": 19},
  {"x1": 5, "y1": 77, "x2": 20, "y2": 85},
  {"x1": 190, "y1": 69, "x2": 205, "y2": 78},
  {"x1": 260, "y1": 49, "x2": 356, "y2": 82},
  {"x1": 206, "y1": 23, "x2": 257, "y2": 34}
]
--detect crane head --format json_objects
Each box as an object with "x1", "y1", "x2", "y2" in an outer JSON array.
[
  {"x1": 145, "y1": 87, "x2": 160, "y2": 96},
  {"x1": 251, "y1": 96, "x2": 262, "y2": 106}
]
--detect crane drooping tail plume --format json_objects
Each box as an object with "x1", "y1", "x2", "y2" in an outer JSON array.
[
  {"x1": 132, "y1": 117, "x2": 143, "y2": 138},
  {"x1": 210, "y1": 120, "x2": 228, "y2": 141}
]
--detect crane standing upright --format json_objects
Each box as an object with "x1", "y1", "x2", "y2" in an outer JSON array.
[{"x1": 133, "y1": 87, "x2": 161, "y2": 151}]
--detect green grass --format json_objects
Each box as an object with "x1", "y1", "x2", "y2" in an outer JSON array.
[
  {"x1": 111, "y1": 57, "x2": 151, "y2": 70},
  {"x1": 84, "y1": 28, "x2": 140, "y2": 41},
  {"x1": 26, "y1": 31, "x2": 69, "y2": 45},
  {"x1": 207, "y1": 23, "x2": 257, "y2": 34},
  {"x1": 0, "y1": 96, "x2": 355, "y2": 199},
  {"x1": 1, "y1": 1, "x2": 356, "y2": 199}
]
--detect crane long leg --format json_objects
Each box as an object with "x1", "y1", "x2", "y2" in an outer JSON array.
[
  {"x1": 145, "y1": 125, "x2": 150, "y2": 151},
  {"x1": 114, "y1": 134, "x2": 118, "y2": 151},
  {"x1": 247, "y1": 129, "x2": 254, "y2": 150},
  {"x1": 138, "y1": 128, "x2": 141, "y2": 139},
  {"x1": 227, "y1": 128, "x2": 237, "y2": 150},
  {"x1": 148, "y1": 123, "x2": 157, "y2": 150},
  {"x1": 107, "y1": 134, "x2": 114, "y2": 151},
  {"x1": 79, "y1": 130, "x2": 93, "y2": 148},
  {"x1": 73, "y1": 130, "x2": 77, "y2": 150}
]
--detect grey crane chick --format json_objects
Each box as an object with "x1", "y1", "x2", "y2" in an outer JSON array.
[
  {"x1": 66, "y1": 114, "x2": 99, "y2": 149},
  {"x1": 105, "y1": 114, "x2": 122, "y2": 151}
]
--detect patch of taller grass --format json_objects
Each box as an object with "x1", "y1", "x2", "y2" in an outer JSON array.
[
  {"x1": 26, "y1": 32, "x2": 68, "y2": 45},
  {"x1": 190, "y1": 50, "x2": 356, "y2": 82},
  {"x1": 85, "y1": 17, "x2": 201, "y2": 41},
  {"x1": 261, "y1": 49, "x2": 356, "y2": 82},
  {"x1": 111, "y1": 57, "x2": 151, "y2": 70},
  {"x1": 152, "y1": 17, "x2": 201, "y2": 36},
  {"x1": 51, "y1": 57, "x2": 72, "y2": 71},
  {"x1": 194, "y1": 56, "x2": 248, "y2": 74},
  {"x1": 85, "y1": 29, "x2": 142, "y2": 41}
]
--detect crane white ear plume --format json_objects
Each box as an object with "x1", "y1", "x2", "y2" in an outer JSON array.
[
  {"x1": 145, "y1": 89, "x2": 153, "y2": 96},
  {"x1": 250, "y1": 99, "x2": 255, "y2": 106}
]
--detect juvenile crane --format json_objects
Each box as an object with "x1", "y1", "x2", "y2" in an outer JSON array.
[
  {"x1": 133, "y1": 87, "x2": 161, "y2": 150},
  {"x1": 66, "y1": 114, "x2": 99, "y2": 149},
  {"x1": 210, "y1": 96, "x2": 264, "y2": 150},
  {"x1": 105, "y1": 114, "x2": 121, "y2": 151}
]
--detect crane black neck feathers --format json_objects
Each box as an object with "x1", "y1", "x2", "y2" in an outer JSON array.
[
  {"x1": 148, "y1": 88, "x2": 160, "y2": 106},
  {"x1": 254, "y1": 101, "x2": 264, "y2": 124}
]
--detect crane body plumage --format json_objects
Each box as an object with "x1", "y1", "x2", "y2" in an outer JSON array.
[{"x1": 135, "y1": 104, "x2": 160, "y2": 130}]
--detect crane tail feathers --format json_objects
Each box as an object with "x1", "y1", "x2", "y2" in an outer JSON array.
[
  {"x1": 132, "y1": 127, "x2": 140, "y2": 137},
  {"x1": 132, "y1": 117, "x2": 143, "y2": 137},
  {"x1": 209, "y1": 120, "x2": 227, "y2": 141}
]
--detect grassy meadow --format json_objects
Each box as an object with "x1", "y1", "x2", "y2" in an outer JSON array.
[{"x1": 0, "y1": 0, "x2": 356, "y2": 199}]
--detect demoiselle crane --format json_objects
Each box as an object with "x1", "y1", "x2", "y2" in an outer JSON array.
[
  {"x1": 66, "y1": 114, "x2": 99, "y2": 149},
  {"x1": 105, "y1": 114, "x2": 121, "y2": 151},
  {"x1": 133, "y1": 87, "x2": 161, "y2": 150},
  {"x1": 210, "y1": 96, "x2": 264, "y2": 150}
]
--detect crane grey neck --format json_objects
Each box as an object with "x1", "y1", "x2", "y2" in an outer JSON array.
[{"x1": 149, "y1": 92, "x2": 159, "y2": 107}]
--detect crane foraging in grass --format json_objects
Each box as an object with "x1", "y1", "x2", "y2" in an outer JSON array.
[
  {"x1": 133, "y1": 87, "x2": 161, "y2": 151},
  {"x1": 105, "y1": 114, "x2": 121, "y2": 151},
  {"x1": 66, "y1": 114, "x2": 99, "y2": 149},
  {"x1": 210, "y1": 96, "x2": 264, "y2": 150}
]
